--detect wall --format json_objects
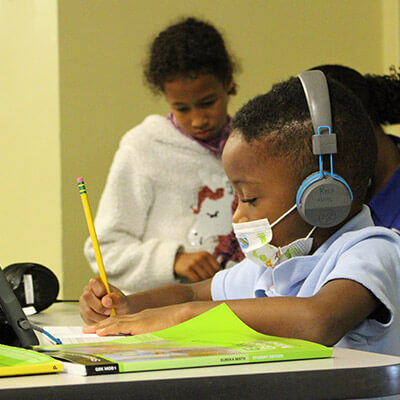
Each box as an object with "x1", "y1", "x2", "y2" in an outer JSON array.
[
  {"x1": 2, "y1": 0, "x2": 398, "y2": 298},
  {"x1": 0, "y1": 1, "x2": 62, "y2": 288},
  {"x1": 382, "y1": 0, "x2": 400, "y2": 135}
]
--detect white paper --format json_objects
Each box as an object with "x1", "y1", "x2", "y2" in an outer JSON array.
[{"x1": 40, "y1": 326, "x2": 123, "y2": 345}]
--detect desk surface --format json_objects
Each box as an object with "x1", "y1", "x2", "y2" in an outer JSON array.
[{"x1": 1, "y1": 303, "x2": 400, "y2": 400}]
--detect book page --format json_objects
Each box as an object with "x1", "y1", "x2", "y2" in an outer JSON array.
[{"x1": 39, "y1": 326, "x2": 124, "y2": 345}]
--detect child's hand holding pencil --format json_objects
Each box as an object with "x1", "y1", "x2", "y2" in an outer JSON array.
[{"x1": 80, "y1": 277, "x2": 130, "y2": 325}]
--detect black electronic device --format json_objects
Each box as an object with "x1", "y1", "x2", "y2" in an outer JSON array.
[
  {"x1": 0, "y1": 265, "x2": 39, "y2": 347},
  {"x1": 3, "y1": 262, "x2": 59, "y2": 313}
]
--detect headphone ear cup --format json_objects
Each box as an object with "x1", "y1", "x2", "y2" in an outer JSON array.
[{"x1": 297, "y1": 174, "x2": 352, "y2": 228}]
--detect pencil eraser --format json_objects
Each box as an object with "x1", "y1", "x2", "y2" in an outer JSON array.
[{"x1": 77, "y1": 177, "x2": 84, "y2": 183}]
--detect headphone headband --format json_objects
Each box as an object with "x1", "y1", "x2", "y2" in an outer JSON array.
[{"x1": 298, "y1": 70, "x2": 332, "y2": 135}]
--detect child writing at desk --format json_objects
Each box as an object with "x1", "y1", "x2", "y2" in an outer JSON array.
[
  {"x1": 84, "y1": 17, "x2": 243, "y2": 294},
  {"x1": 80, "y1": 70, "x2": 400, "y2": 356}
]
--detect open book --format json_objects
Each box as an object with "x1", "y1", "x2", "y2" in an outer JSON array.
[
  {"x1": 34, "y1": 304, "x2": 332, "y2": 376},
  {"x1": 36, "y1": 326, "x2": 123, "y2": 345}
]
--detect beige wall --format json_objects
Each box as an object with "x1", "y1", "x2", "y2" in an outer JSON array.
[
  {"x1": 382, "y1": 0, "x2": 400, "y2": 136},
  {"x1": 1, "y1": 0, "x2": 399, "y2": 298},
  {"x1": 0, "y1": 1, "x2": 62, "y2": 289}
]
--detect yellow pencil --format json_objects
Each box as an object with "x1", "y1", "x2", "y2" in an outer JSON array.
[{"x1": 77, "y1": 177, "x2": 115, "y2": 317}]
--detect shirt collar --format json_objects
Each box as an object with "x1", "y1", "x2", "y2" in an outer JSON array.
[
  {"x1": 167, "y1": 112, "x2": 231, "y2": 158},
  {"x1": 314, "y1": 205, "x2": 374, "y2": 254}
]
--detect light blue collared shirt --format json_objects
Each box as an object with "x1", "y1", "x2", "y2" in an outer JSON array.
[{"x1": 211, "y1": 206, "x2": 400, "y2": 356}]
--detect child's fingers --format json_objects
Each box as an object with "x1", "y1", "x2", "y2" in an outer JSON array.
[
  {"x1": 83, "y1": 317, "x2": 119, "y2": 336},
  {"x1": 192, "y1": 264, "x2": 212, "y2": 280},
  {"x1": 82, "y1": 324, "x2": 97, "y2": 334},
  {"x1": 202, "y1": 256, "x2": 221, "y2": 276},
  {"x1": 84, "y1": 305, "x2": 184, "y2": 336},
  {"x1": 89, "y1": 277, "x2": 108, "y2": 297},
  {"x1": 93, "y1": 325, "x2": 120, "y2": 336},
  {"x1": 100, "y1": 292, "x2": 129, "y2": 314},
  {"x1": 185, "y1": 268, "x2": 203, "y2": 282},
  {"x1": 80, "y1": 308, "x2": 107, "y2": 325},
  {"x1": 89, "y1": 316, "x2": 141, "y2": 336},
  {"x1": 101, "y1": 294, "x2": 113, "y2": 308},
  {"x1": 101, "y1": 293, "x2": 120, "y2": 310},
  {"x1": 79, "y1": 281, "x2": 112, "y2": 324},
  {"x1": 207, "y1": 254, "x2": 222, "y2": 272},
  {"x1": 79, "y1": 297, "x2": 109, "y2": 325},
  {"x1": 191, "y1": 255, "x2": 221, "y2": 280}
]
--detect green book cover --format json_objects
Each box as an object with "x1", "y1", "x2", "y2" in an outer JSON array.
[
  {"x1": 0, "y1": 344, "x2": 63, "y2": 376},
  {"x1": 35, "y1": 304, "x2": 332, "y2": 376}
]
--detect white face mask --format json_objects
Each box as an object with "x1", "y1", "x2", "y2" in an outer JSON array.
[{"x1": 233, "y1": 204, "x2": 315, "y2": 268}]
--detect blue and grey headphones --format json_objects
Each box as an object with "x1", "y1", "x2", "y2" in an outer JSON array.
[{"x1": 296, "y1": 70, "x2": 353, "y2": 228}]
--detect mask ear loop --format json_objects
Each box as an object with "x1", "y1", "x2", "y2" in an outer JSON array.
[
  {"x1": 270, "y1": 204, "x2": 298, "y2": 228},
  {"x1": 306, "y1": 225, "x2": 317, "y2": 239}
]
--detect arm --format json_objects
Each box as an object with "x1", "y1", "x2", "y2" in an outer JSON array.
[
  {"x1": 83, "y1": 277, "x2": 378, "y2": 346},
  {"x1": 223, "y1": 278, "x2": 378, "y2": 346},
  {"x1": 79, "y1": 276, "x2": 212, "y2": 325}
]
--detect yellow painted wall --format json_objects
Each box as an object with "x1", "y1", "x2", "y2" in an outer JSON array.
[
  {"x1": 383, "y1": 0, "x2": 400, "y2": 69},
  {"x1": 2, "y1": 0, "x2": 398, "y2": 298},
  {"x1": 382, "y1": 0, "x2": 400, "y2": 135},
  {"x1": 0, "y1": 1, "x2": 62, "y2": 288}
]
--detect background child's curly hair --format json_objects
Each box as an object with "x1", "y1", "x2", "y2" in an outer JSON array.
[
  {"x1": 310, "y1": 64, "x2": 400, "y2": 126},
  {"x1": 231, "y1": 76, "x2": 377, "y2": 204},
  {"x1": 144, "y1": 17, "x2": 238, "y2": 94}
]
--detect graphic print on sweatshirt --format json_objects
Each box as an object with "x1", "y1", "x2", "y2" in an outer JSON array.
[{"x1": 189, "y1": 174, "x2": 244, "y2": 268}]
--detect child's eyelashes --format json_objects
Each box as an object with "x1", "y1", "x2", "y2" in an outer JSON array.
[
  {"x1": 199, "y1": 100, "x2": 216, "y2": 108},
  {"x1": 175, "y1": 106, "x2": 189, "y2": 113},
  {"x1": 242, "y1": 198, "x2": 257, "y2": 206},
  {"x1": 173, "y1": 99, "x2": 217, "y2": 113}
]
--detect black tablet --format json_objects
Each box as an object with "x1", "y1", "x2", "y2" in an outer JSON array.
[{"x1": 0, "y1": 265, "x2": 39, "y2": 347}]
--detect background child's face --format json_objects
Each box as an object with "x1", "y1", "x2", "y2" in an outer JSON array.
[
  {"x1": 222, "y1": 132, "x2": 312, "y2": 247},
  {"x1": 164, "y1": 74, "x2": 232, "y2": 142}
]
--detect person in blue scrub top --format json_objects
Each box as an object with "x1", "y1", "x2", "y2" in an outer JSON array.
[{"x1": 310, "y1": 64, "x2": 400, "y2": 233}]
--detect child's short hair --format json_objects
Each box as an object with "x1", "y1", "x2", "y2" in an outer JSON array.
[
  {"x1": 144, "y1": 17, "x2": 237, "y2": 94},
  {"x1": 231, "y1": 76, "x2": 377, "y2": 204}
]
